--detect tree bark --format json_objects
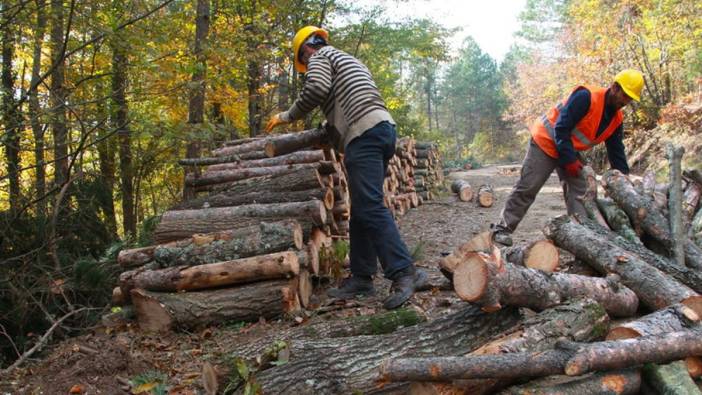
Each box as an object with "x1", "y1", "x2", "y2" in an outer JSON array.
[
  {"x1": 110, "y1": 1, "x2": 136, "y2": 235},
  {"x1": 264, "y1": 128, "x2": 329, "y2": 157},
  {"x1": 451, "y1": 180, "x2": 473, "y2": 202},
  {"x1": 2, "y1": 7, "x2": 22, "y2": 213},
  {"x1": 683, "y1": 179, "x2": 701, "y2": 224},
  {"x1": 205, "y1": 149, "x2": 324, "y2": 171},
  {"x1": 211, "y1": 136, "x2": 269, "y2": 157},
  {"x1": 176, "y1": 167, "x2": 324, "y2": 209},
  {"x1": 154, "y1": 201, "x2": 327, "y2": 243},
  {"x1": 183, "y1": 0, "x2": 210, "y2": 200},
  {"x1": 242, "y1": 305, "x2": 522, "y2": 394},
  {"x1": 604, "y1": 170, "x2": 702, "y2": 270},
  {"x1": 188, "y1": 163, "x2": 319, "y2": 188},
  {"x1": 502, "y1": 240, "x2": 559, "y2": 272},
  {"x1": 450, "y1": 298, "x2": 610, "y2": 395},
  {"x1": 122, "y1": 251, "x2": 299, "y2": 292},
  {"x1": 667, "y1": 144, "x2": 686, "y2": 266},
  {"x1": 477, "y1": 184, "x2": 494, "y2": 207},
  {"x1": 607, "y1": 303, "x2": 701, "y2": 341},
  {"x1": 453, "y1": 248, "x2": 638, "y2": 316},
  {"x1": 499, "y1": 369, "x2": 641, "y2": 395},
  {"x1": 580, "y1": 218, "x2": 702, "y2": 294},
  {"x1": 29, "y1": 0, "x2": 48, "y2": 217},
  {"x1": 131, "y1": 279, "x2": 299, "y2": 332},
  {"x1": 642, "y1": 361, "x2": 701, "y2": 395},
  {"x1": 565, "y1": 330, "x2": 702, "y2": 376},
  {"x1": 596, "y1": 198, "x2": 640, "y2": 244},
  {"x1": 176, "y1": 187, "x2": 333, "y2": 211},
  {"x1": 544, "y1": 215, "x2": 699, "y2": 310},
  {"x1": 439, "y1": 231, "x2": 493, "y2": 281},
  {"x1": 119, "y1": 219, "x2": 303, "y2": 269},
  {"x1": 50, "y1": 0, "x2": 69, "y2": 191}
]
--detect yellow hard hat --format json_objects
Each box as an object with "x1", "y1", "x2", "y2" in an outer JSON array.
[
  {"x1": 614, "y1": 69, "x2": 644, "y2": 102},
  {"x1": 292, "y1": 26, "x2": 328, "y2": 73}
]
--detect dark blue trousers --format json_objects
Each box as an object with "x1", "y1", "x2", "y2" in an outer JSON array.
[{"x1": 344, "y1": 121, "x2": 413, "y2": 280}]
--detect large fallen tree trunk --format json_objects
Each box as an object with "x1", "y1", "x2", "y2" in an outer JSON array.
[
  {"x1": 544, "y1": 215, "x2": 699, "y2": 310},
  {"x1": 131, "y1": 279, "x2": 300, "y2": 332},
  {"x1": 499, "y1": 369, "x2": 641, "y2": 395},
  {"x1": 264, "y1": 128, "x2": 328, "y2": 158},
  {"x1": 453, "y1": 247, "x2": 638, "y2": 316},
  {"x1": 438, "y1": 298, "x2": 609, "y2": 395},
  {"x1": 121, "y1": 251, "x2": 300, "y2": 293},
  {"x1": 207, "y1": 149, "x2": 324, "y2": 171},
  {"x1": 380, "y1": 330, "x2": 702, "y2": 382},
  {"x1": 154, "y1": 201, "x2": 327, "y2": 243},
  {"x1": 604, "y1": 170, "x2": 702, "y2": 270},
  {"x1": 234, "y1": 305, "x2": 522, "y2": 394}
]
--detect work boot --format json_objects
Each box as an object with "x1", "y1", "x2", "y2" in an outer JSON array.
[
  {"x1": 490, "y1": 224, "x2": 513, "y2": 246},
  {"x1": 383, "y1": 266, "x2": 428, "y2": 310},
  {"x1": 327, "y1": 275, "x2": 375, "y2": 300}
]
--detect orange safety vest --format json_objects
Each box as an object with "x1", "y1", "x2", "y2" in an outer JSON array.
[{"x1": 530, "y1": 85, "x2": 623, "y2": 159}]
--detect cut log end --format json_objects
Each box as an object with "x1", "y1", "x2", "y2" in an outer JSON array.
[
  {"x1": 525, "y1": 240, "x2": 560, "y2": 272},
  {"x1": 298, "y1": 270, "x2": 312, "y2": 308},
  {"x1": 323, "y1": 188, "x2": 335, "y2": 210},
  {"x1": 453, "y1": 253, "x2": 489, "y2": 301},
  {"x1": 681, "y1": 295, "x2": 702, "y2": 319},
  {"x1": 686, "y1": 356, "x2": 702, "y2": 379},
  {"x1": 130, "y1": 289, "x2": 173, "y2": 333},
  {"x1": 606, "y1": 327, "x2": 642, "y2": 340}
]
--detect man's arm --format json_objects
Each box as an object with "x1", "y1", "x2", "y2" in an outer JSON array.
[
  {"x1": 554, "y1": 89, "x2": 591, "y2": 166},
  {"x1": 605, "y1": 125, "x2": 629, "y2": 174},
  {"x1": 280, "y1": 54, "x2": 333, "y2": 122}
]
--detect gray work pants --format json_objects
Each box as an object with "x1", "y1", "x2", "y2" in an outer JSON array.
[{"x1": 498, "y1": 139, "x2": 588, "y2": 232}]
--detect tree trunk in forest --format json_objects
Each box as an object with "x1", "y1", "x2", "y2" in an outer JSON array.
[
  {"x1": 119, "y1": 219, "x2": 303, "y2": 268},
  {"x1": 110, "y1": 2, "x2": 136, "y2": 235},
  {"x1": 667, "y1": 144, "x2": 685, "y2": 267},
  {"x1": 453, "y1": 247, "x2": 638, "y2": 316},
  {"x1": 247, "y1": 59, "x2": 262, "y2": 137},
  {"x1": 154, "y1": 201, "x2": 326, "y2": 243},
  {"x1": 544, "y1": 215, "x2": 700, "y2": 310},
  {"x1": 50, "y1": 0, "x2": 69, "y2": 192},
  {"x1": 131, "y1": 279, "x2": 300, "y2": 332},
  {"x1": 501, "y1": 240, "x2": 559, "y2": 272},
  {"x1": 2, "y1": 9, "x2": 21, "y2": 213},
  {"x1": 441, "y1": 298, "x2": 609, "y2": 395},
  {"x1": 579, "y1": 218, "x2": 702, "y2": 294},
  {"x1": 477, "y1": 184, "x2": 494, "y2": 207},
  {"x1": 604, "y1": 170, "x2": 702, "y2": 270},
  {"x1": 499, "y1": 369, "x2": 641, "y2": 395},
  {"x1": 29, "y1": 0, "x2": 48, "y2": 217},
  {"x1": 183, "y1": 0, "x2": 210, "y2": 200},
  {"x1": 451, "y1": 179, "x2": 473, "y2": 202},
  {"x1": 264, "y1": 128, "x2": 329, "y2": 157},
  {"x1": 94, "y1": 78, "x2": 118, "y2": 237},
  {"x1": 121, "y1": 251, "x2": 300, "y2": 292},
  {"x1": 236, "y1": 305, "x2": 522, "y2": 394}
]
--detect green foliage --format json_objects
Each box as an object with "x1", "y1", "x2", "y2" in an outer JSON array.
[{"x1": 129, "y1": 370, "x2": 169, "y2": 395}]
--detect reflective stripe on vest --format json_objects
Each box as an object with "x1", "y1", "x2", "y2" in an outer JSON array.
[{"x1": 542, "y1": 103, "x2": 595, "y2": 148}]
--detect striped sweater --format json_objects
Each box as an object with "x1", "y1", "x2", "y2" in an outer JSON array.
[{"x1": 281, "y1": 46, "x2": 394, "y2": 150}]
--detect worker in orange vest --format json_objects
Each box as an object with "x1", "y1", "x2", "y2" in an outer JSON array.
[{"x1": 491, "y1": 69, "x2": 645, "y2": 246}]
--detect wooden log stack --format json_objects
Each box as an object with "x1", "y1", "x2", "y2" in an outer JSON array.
[
  {"x1": 116, "y1": 128, "x2": 443, "y2": 332},
  {"x1": 412, "y1": 141, "x2": 444, "y2": 202}
]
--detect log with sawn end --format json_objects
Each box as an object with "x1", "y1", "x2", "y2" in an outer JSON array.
[
  {"x1": 206, "y1": 149, "x2": 325, "y2": 172},
  {"x1": 502, "y1": 239, "x2": 559, "y2": 272},
  {"x1": 499, "y1": 369, "x2": 641, "y2": 395},
  {"x1": 264, "y1": 128, "x2": 328, "y2": 158},
  {"x1": 451, "y1": 179, "x2": 473, "y2": 202}
]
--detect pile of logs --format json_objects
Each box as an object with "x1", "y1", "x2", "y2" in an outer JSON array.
[
  {"x1": 413, "y1": 141, "x2": 444, "y2": 201},
  {"x1": 395, "y1": 146, "x2": 702, "y2": 392},
  {"x1": 114, "y1": 128, "x2": 441, "y2": 332},
  {"x1": 451, "y1": 179, "x2": 495, "y2": 207}
]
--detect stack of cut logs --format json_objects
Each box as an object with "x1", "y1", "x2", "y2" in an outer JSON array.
[
  {"x1": 114, "y1": 128, "x2": 440, "y2": 332},
  {"x1": 389, "y1": 145, "x2": 702, "y2": 393},
  {"x1": 413, "y1": 141, "x2": 444, "y2": 201}
]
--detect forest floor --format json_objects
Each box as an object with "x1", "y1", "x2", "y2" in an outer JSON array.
[{"x1": 1, "y1": 165, "x2": 569, "y2": 394}]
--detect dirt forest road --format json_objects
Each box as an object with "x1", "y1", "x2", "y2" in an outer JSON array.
[{"x1": 3, "y1": 165, "x2": 571, "y2": 393}]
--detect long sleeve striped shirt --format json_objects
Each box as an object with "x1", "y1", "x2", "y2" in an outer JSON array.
[{"x1": 280, "y1": 46, "x2": 394, "y2": 150}]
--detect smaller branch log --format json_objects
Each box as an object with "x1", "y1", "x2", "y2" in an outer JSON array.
[
  {"x1": 264, "y1": 128, "x2": 328, "y2": 158},
  {"x1": 596, "y1": 198, "x2": 641, "y2": 244},
  {"x1": 502, "y1": 240, "x2": 559, "y2": 272},
  {"x1": 500, "y1": 370, "x2": 641, "y2": 395},
  {"x1": 642, "y1": 361, "x2": 701, "y2": 395},
  {"x1": 206, "y1": 150, "x2": 324, "y2": 171},
  {"x1": 667, "y1": 144, "x2": 685, "y2": 267},
  {"x1": 477, "y1": 184, "x2": 494, "y2": 207}
]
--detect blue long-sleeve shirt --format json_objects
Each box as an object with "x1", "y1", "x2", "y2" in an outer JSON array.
[{"x1": 554, "y1": 88, "x2": 629, "y2": 174}]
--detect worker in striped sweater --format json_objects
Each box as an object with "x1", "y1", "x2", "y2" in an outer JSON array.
[{"x1": 266, "y1": 26, "x2": 427, "y2": 310}]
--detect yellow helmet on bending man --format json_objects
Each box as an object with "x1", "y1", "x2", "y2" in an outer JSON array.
[
  {"x1": 614, "y1": 69, "x2": 644, "y2": 102},
  {"x1": 292, "y1": 26, "x2": 329, "y2": 73}
]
